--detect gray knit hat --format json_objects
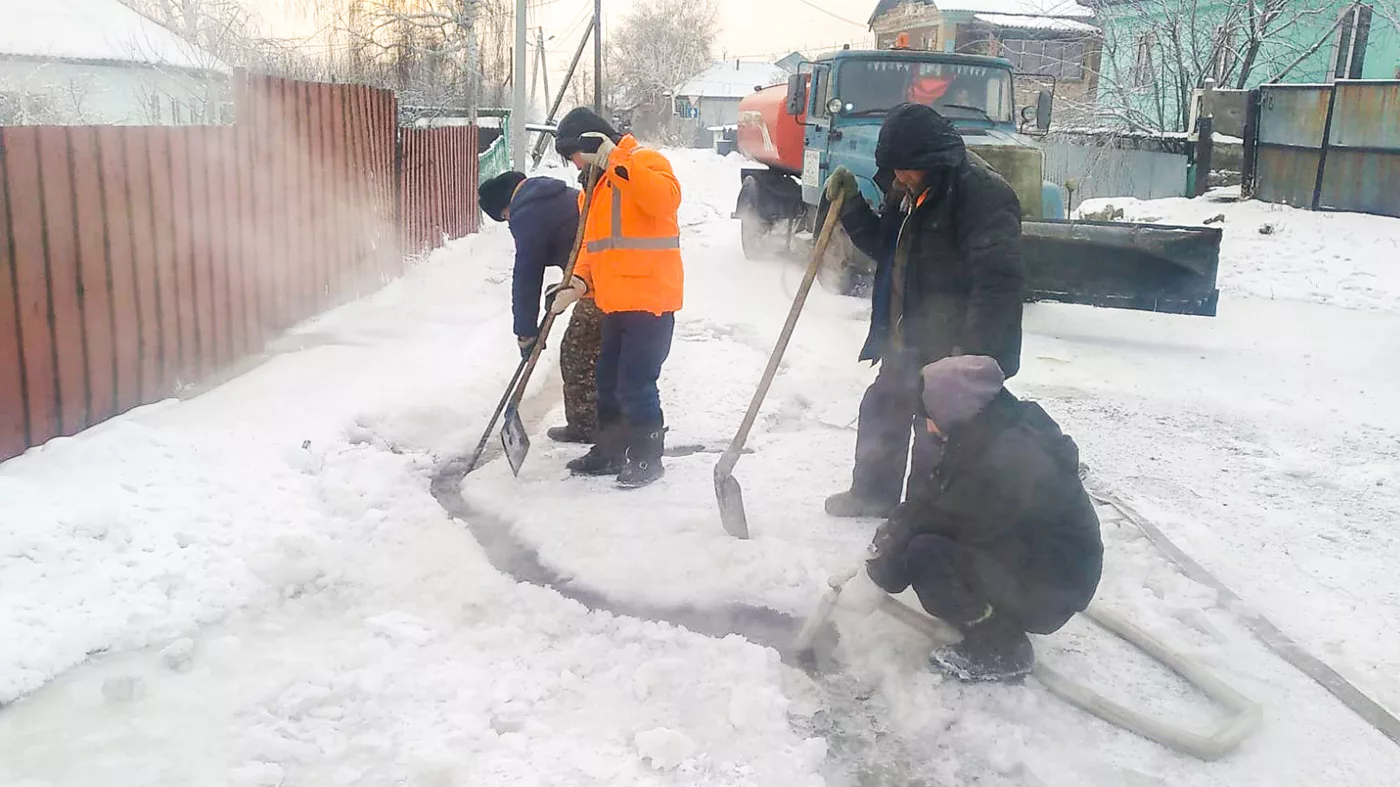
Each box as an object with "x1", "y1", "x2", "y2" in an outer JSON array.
[{"x1": 920, "y1": 356, "x2": 1005, "y2": 432}]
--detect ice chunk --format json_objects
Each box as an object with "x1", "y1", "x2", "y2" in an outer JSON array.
[
  {"x1": 634, "y1": 727, "x2": 697, "y2": 770},
  {"x1": 160, "y1": 637, "x2": 195, "y2": 672}
]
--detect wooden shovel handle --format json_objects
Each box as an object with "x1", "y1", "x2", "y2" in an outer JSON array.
[{"x1": 720, "y1": 190, "x2": 848, "y2": 469}]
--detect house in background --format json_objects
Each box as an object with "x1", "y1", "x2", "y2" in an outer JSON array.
[
  {"x1": 0, "y1": 0, "x2": 229, "y2": 125},
  {"x1": 776, "y1": 52, "x2": 810, "y2": 74},
  {"x1": 672, "y1": 60, "x2": 792, "y2": 147},
  {"x1": 867, "y1": 0, "x2": 1103, "y2": 125},
  {"x1": 1092, "y1": 0, "x2": 1400, "y2": 131}
]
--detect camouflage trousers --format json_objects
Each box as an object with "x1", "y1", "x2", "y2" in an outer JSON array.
[{"x1": 560, "y1": 297, "x2": 603, "y2": 437}]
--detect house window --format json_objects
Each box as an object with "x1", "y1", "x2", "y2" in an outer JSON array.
[{"x1": 1002, "y1": 38, "x2": 1086, "y2": 80}]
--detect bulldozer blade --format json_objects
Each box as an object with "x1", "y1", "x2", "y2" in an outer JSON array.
[
  {"x1": 1021, "y1": 219, "x2": 1223, "y2": 317},
  {"x1": 714, "y1": 469, "x2": 750, "y2": 540},
  {"x1": 501, "y1": 405, "x2": 530, "y2": 477}
]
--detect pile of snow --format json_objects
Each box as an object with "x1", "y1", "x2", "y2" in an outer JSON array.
[
  {"x1": 1078, "y1": 189, "x2": 1400, "y2": 315},
  {"x1": 0, "y1": 0, "x2": 228, "y2": 72}
]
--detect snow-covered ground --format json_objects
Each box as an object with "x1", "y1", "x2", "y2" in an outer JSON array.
[
  {"x1": 1078, "y1": 189, "x2": 1400, "y2": 315},
  {"x1": 3, "y1": 150, "x2": 1400, "y2": 786}
]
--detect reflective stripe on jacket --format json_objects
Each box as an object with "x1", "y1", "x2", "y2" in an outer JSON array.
[{"x1": 574, "y1": 136, "x2": 684, "y2": 315}]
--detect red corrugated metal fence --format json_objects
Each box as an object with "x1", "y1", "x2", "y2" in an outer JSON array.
[
  {"x1": 0, "y1": 74, "x2": 482, "y2": 461},
  {"x1": 400, "y1": 125, "x2": 480, "y2": 256}
]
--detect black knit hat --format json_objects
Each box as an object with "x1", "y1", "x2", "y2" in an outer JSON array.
[
  {"x1": 479, "y1": 170, "x2": 527, "y2": 222},
  {"x1": 555, "y1": 107, "x2": 622, "y2": 158}
]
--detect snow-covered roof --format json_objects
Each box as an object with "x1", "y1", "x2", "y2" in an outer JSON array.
[
  {"x1": 869, "y1": 0, "x2": 1095, "y2": 26},
  {"x1": 672, "y1": 61, "x2": 791, "y2": 100},
  {"x1": 973, "y1": 13, "x2": 1099, "y2": 31},
  {"x1": 0, "y1": 0, "x2": 229, "y2": 73}
]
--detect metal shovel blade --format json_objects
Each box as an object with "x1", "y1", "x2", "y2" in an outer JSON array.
[
  {"x1": 501, "y1": 405, "x2": 530, "y2": 477},
  {"x1": 714, "y1": 465, "x2": 750, "y2": 540}
]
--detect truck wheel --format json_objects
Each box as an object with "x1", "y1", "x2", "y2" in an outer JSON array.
[
  {"x1": 737, "y1": 178, "x2": 773, "y2": 261},
  {"x1": 814, "y1": 197, "x2": 874, "y2": 297}
]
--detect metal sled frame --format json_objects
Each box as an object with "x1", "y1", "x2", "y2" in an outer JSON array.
[{"x1": 802, "y1": 579, "x2": 1261, "y2": 761}]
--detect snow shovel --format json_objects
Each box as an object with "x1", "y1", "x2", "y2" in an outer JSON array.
[
  {"x1": 714, "y1": 191, "x2": 848, "y2": 539},
  {"x1": 828, "y1": 580, "x2": 1262, "y2": 761},
  {"x1": 463, "y1": 166, "x2": 602, "y2": 476}
]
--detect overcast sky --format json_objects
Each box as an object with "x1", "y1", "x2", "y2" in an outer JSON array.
[{"x1": 254, "y1": 0, "x2": 877, "y2": 65}]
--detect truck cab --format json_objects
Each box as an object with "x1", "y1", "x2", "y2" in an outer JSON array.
[{"x1": 798, "y1": 49, "x2": 1064, "y2": 221}]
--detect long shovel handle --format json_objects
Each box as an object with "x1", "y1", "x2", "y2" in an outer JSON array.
[
  {"x1": 506, "y1": 165, "x2": 603, "y2": 409},
  {"x1": 717, "y1": 191, "x2": 847, "y2": 476},
  {"x1": 462, "y1": 166, "x2": 602, "y2": 475}
]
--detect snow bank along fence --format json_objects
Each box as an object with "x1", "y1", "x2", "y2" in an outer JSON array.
[
  {"x1": 1249, "y1": 80, "x2": 1400, "y2": 218},
  {"x1": 0, "y1": 73, "x2": 484, "y2": 462}
]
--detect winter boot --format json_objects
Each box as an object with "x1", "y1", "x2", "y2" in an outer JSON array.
[
  {"x1": 824, "y1": 490, "x2": 895, "y2": 519},
  {"x1": 547, "y1": 424, "x2": 595, "y2": 444},
  {"x1": 566, "y1": 420, "x2": 625, "y2": 476},
  {"x1": 616, "y1": 424, "x2": 666, "y2": 489},
  {"x1": 929, "y1": 609, "x2": 1034, "y2": 684}
]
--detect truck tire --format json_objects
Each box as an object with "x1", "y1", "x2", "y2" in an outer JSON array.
[
  {"x1": 737, "y1": 177, "x2": 773, "y2": 260},
  {"x1": 814, "y1": 196, "x2": 875, "y2": 298}
]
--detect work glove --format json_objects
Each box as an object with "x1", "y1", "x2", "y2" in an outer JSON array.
[
  {"x1": 516, "y1": 335, "x2": 541, "y2": 358},
  {"x1": 576, "y1": 132, "x2": 617, "y2": 168},
  {"x1": 544, "y1": 276, "x2": 588, "y2": 315},
  {"x1": 825, "y1": 166, "x2": 859, "y2": 203},
  {"x1": 865, "y1": 510, "x2": 917, "y2": 594},
  {"x1": 836, "y1": 569, "x2": 888, "y2": 615}
]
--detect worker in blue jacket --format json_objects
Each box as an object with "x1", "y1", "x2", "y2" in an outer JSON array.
[{"x1": 479, "y1": 171, "x2": 601, "y2": 444}]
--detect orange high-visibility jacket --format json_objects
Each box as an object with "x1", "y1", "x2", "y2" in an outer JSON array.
[{"x1": 575, "y1": 136, "x2": 684, "y2": 315}]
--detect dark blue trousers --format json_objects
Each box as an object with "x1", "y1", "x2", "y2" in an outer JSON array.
[{"x1": 595, "y1": 311, "x2": 675, "y2": 428}]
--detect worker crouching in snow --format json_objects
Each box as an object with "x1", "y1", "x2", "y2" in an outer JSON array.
[
  {"x1": 545, "y1": 107, "x2": 683, "y2": 489},
  {"x1": 865, "y1": 355, "x2": 1102, "y2": 683},
  {"x1": 823, "y1": 103, "x2": 1025, "y2": 520},
  {"x1": 478, "y1": 170, "x2": 602, "y2": 444}
]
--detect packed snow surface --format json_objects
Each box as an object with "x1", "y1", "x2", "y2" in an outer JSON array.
[{"x1": 3, "y1": 150, "x2": 1400, "y2": 786}]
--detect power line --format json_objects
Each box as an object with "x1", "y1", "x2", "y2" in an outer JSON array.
[
  {"x1": 729, "y1": 36, "x2": 876, "y2": 61},
  {"x1": 794, "y1": 0, "x2": 867, "y2": 28}
]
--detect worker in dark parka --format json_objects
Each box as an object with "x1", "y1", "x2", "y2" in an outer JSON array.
[
  {"x1": 479, "y1": 170, "x2": 602, "y2": 444},
  {"x1": 864, "y1": 355, "x2": 1103, "y2": 683},
  {"x1": 823, "y1": 103, "x2": 1025, "y2": 519}
]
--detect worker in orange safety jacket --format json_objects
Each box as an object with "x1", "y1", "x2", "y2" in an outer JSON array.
[{"x1": 544, "y1": 107, "x2": 684, "y2": 489}]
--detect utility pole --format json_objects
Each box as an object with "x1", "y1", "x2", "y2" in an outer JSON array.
[
  {"x1": 593, "y1": 0, "x2": 602, "y2": 114},
  {"x1": 532, "y1": 17, "x2": 596, "y2": 167},
  {"x1": 539, "y1": 27, "x2": 552, "y2": 111},
  {"x1": 530, "y1": 29, "x2": 541, "y2": 107},
  {"x1": 513, "y1": 0, "x2": 529, "y2": 170}
]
